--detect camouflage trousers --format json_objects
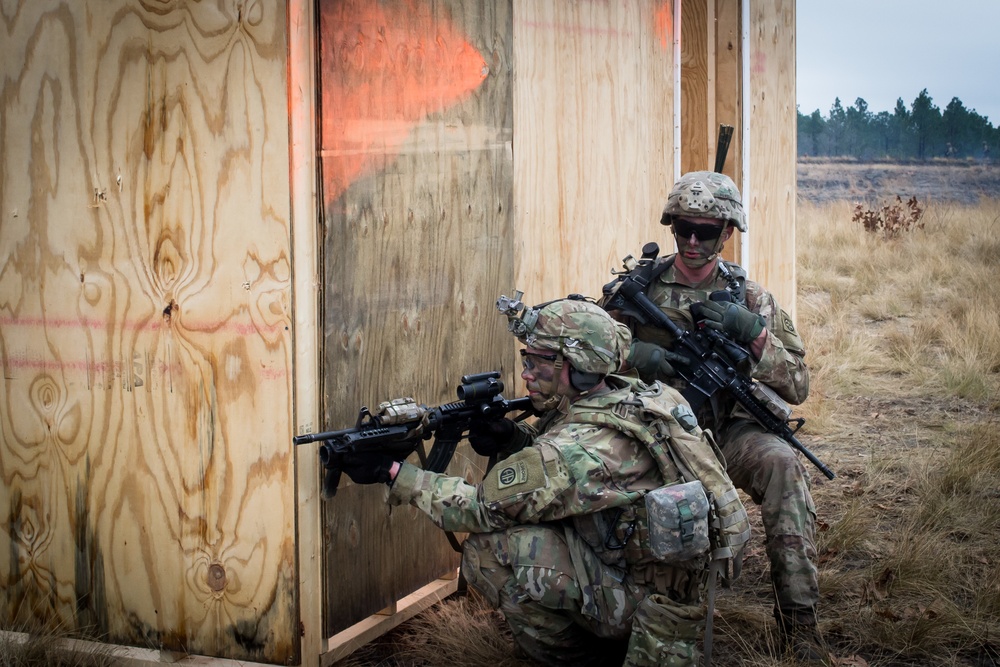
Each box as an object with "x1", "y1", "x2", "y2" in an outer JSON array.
[
  {"x1": 462, "y1": 523, "x2": 705, "y2": 666},
  {"x1": 719, "y1": 419, "x2": 820, "y2": 624}
]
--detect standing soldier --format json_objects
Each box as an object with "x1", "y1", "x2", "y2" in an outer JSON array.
[{"x1": 604, "y1": 171, "x2": 832, "y2": 664}]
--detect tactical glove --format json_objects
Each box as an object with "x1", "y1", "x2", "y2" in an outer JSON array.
[
  {"x1": 697, "y1": 299, "x2": 765, "y2": 344},
  {"x1": 468, "y1": 418, "x2": 533, "y2": 457},
  {"x1": 468, "y1": 418, "x2": 515, "y2": 457},
  {"x1": 339, "y1": 452, "x2": 395, "y2": 485},
  {"x1": 627, "y1": 340, "x2": 691, "y2": 382}
]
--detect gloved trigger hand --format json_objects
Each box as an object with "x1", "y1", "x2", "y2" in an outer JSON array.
[
  {"x1": 627, "y1": 340, "x2": 690, "y2": 381},
  {"x1": 468, "y1": 418, "x2": 515, "y2": 457},
  {"x1": 697, "y1": 299, "x2": 765, "y2": 344}
]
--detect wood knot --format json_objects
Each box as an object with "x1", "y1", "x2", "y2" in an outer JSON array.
[
  {"x1": 162, "y1": 299, "x2": 178, "y2": 322},
  {"x1": 208, "y1": 563, "x2": 227, "y2": 592}
]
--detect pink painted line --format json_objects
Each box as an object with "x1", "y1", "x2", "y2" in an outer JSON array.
[
  {"x1": 0, "y1": 316, "x2": 287, "y2": 336},
  {"x1": 2, "y1": 356, "x2": 290, "y2": 380}
]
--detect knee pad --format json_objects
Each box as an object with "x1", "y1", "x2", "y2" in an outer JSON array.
[
  {"x1": 507, "y1": 525, "x2": 581, "y2": 609},
  {"x1": 460, "y1": 533, "x2": 506, "y2": 608}
]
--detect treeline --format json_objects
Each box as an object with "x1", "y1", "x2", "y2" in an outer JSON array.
[{"x1": 797, "y1": 89, "x2": 999, "y2": 161}]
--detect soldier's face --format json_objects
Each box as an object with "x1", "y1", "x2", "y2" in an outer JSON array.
[
  {"x1": 673, "y1": 217, "x2": 732, "y2": 267},
  {"x1": 520, "y1": 347, "x2": 565, "y2": 409}
]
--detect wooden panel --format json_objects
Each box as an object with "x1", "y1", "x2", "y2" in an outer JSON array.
[
  {"x1": 0, "y1": 2, "x2": 296, "y2": 664},
  {"x1": 513, "y1": 0, "x2": 676, "y2": 305},
  {"x1": 714, "y1": 0, "x2": 742, "y2": 263},
  {"x1": 681, "y1": 0, "x2": 710, "y2": 173},
  {"x1": 289, "y1": 0, "x2": 324, "y2": 662},
  {"x1": 748, "y1": 0, "x2": 796, "y2": 313},
  {"x1": 316, "y1": 0, "x2": 515, "y2": 634}
]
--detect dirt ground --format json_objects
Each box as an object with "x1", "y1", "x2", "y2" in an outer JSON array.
[{"x1": 797, "y1": 158, "x2": 1000, "y2": 204}]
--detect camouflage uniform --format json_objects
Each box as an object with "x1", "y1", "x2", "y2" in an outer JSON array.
[
  {"x1": 605, "y1": 171, "x2": 830, "y2": 652},
  {"x1": 387, "y1": 297, "x2": 731, "y2": 666},
  {"x1": 631, "y1": 259, "x2": 819, "y2": 627}
]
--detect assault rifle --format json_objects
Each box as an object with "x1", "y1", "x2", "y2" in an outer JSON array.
[
  {"x1": 293, "y1": 372, "x2": 533, "y2": 497},
  {"x1": 601, "y1": 243, "x2": 836, "y2": 480}
]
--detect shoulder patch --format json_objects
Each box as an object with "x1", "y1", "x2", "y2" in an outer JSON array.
[
  {"x1": 482, "y1": 447, "x2": 548, "y2": 504},
  {"x1": 774, "y1": 307, "x2": 805, "y2": 354},
  {"x1": 781, "y1": 311, "x2": 797, "y2": 335}
]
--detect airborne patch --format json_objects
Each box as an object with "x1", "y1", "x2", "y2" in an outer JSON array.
[
  {"x1": 482, "y1": 447, "x2": 548, "y2": 505},
  {"x1": 496, "y1": 461, "x2": 529, "y2": 490}
]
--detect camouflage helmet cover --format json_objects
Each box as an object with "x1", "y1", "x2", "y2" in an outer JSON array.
[
  {"x1": 661, "y1": 170, "x2": 747, "y2": 232},
  {"x1": 501, "y1": 296, "x2": 631, "y2": 376}
]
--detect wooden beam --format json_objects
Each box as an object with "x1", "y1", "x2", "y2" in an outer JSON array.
[
  {"x1": 320, "y1": 574, "x2": 460, "y2": 666},
  {"x1": 715, "y1": 0, "x2": 743, "y2": 264},
  {"x1": 289, "y1": 0, "x2": 323, "y2": 664},
  {"x1": 681, "y1": 0, "x2": 710, "y2": 173}
]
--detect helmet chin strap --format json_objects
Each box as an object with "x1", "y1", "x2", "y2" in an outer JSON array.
[{"x1": 533, "y1": 353, "x2": 574, "y2": 411}]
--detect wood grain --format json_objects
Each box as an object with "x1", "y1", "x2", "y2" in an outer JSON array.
[
  {"x1": 0, "y1": 2, "x2": 296, "y2": 662},
  {"x1": 512, "y1": 0, "x2": 676, "y2": 305},
  {"x1": 681, "y1": 0, "x2": 710, "y2": 174},
  {"x1": 748, "y1": 0, "x2": 797, "y2": 314},
  {"x1": 317, "y1": 0, "x2": 515, "y2": 634},
  {"x1": 715, "y1": 0, "x2": 743, "y2": 264}
]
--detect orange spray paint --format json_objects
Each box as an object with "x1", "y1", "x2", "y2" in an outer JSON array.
[
  {"x1": 654, "y1": 2, "x2": 673, "y2": 50},
  {"x1": 318, "y1": 0, "x2": 488, "y2": 205}
]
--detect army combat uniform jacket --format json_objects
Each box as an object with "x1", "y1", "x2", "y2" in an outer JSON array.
[
  {"x1": 388, "y1": 374, "x2": 687, "y2": 574},
  {"x1": 388, "y1": 374, "x2": 746, "y2": 666}
]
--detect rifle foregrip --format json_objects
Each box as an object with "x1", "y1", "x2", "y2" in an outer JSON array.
[{"x1": 322, "y1": 467, "x2": 342, "y2": 498}]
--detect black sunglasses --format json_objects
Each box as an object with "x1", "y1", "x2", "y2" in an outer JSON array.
[{"x1": 672, "y1": 218, "x2": 724, "y2": 241}]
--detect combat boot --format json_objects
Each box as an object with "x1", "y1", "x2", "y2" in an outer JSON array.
[{"x1": 775, "y1": 612, "x2": 833, "y2": 665}]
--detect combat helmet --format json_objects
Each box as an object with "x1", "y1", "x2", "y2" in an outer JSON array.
[
  {"x1": 497, "y1": 292, "x2": 631, "y2": 390},
  {"x1": 660, "y1": 171, "x2": 747, "y2": 232}
]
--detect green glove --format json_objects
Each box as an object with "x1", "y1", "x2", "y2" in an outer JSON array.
[
  {"x1": 697, "y1": 300, "x2": 765, "y2": 344},
  {"x1": 627, "y1": 340, "x2": 691, "y2": 382}
]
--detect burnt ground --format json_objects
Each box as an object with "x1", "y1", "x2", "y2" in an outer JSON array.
[{"x1": 797, "y1": 158, "x2": 1000, "y2": 205}]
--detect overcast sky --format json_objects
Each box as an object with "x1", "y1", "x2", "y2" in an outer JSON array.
[{"x1": 796, "y1": 0, "x2": 1000, "y2": 124}]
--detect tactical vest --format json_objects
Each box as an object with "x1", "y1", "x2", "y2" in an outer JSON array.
[{"x1": 572, "y1": 377, "x2": 751, "y2": 575}]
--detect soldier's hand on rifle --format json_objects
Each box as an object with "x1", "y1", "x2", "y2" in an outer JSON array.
[
  {"x1": 696, "y1": 299, "x2": 765, "y2": 345},
  {"x1": 340, "y1": 452, "x2": 395, "y2": 485},
  {"x1": 468, "y1": 419, "x2": 516, "y2": 456},
  {"x1": 627, "y1": 340, "x2": 690, "y2": 381}
]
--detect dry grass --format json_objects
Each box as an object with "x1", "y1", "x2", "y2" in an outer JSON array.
[
  {"x1": 332, "y1": 195, "x2": 1000, "y2": 667},
  {"x1": 0, "y1": 622, "x2": 126, "y2": 666}
]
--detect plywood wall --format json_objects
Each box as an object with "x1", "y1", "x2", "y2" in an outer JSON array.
[
  {"x1": 680, "y1": 0, "x2": 744, "y2": 264},
  {"x1": 679, "y1": 0, "x2": 796, "y2": 308},
  {"x1": 0, "y1": 0, "x2": 797, "y2": 663},
  {"x1": 512, "y1": 0, "x2": 676, "y2": 305},
  {"x1": 315, "y1": 0, "x2": 515, "y2": 634},
  {"x1": 0, "y1": 2, "x2": 297, "y2": 663},
  {"x1": 747, "y1": 0, "x2": 797, "y2": 313}
]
